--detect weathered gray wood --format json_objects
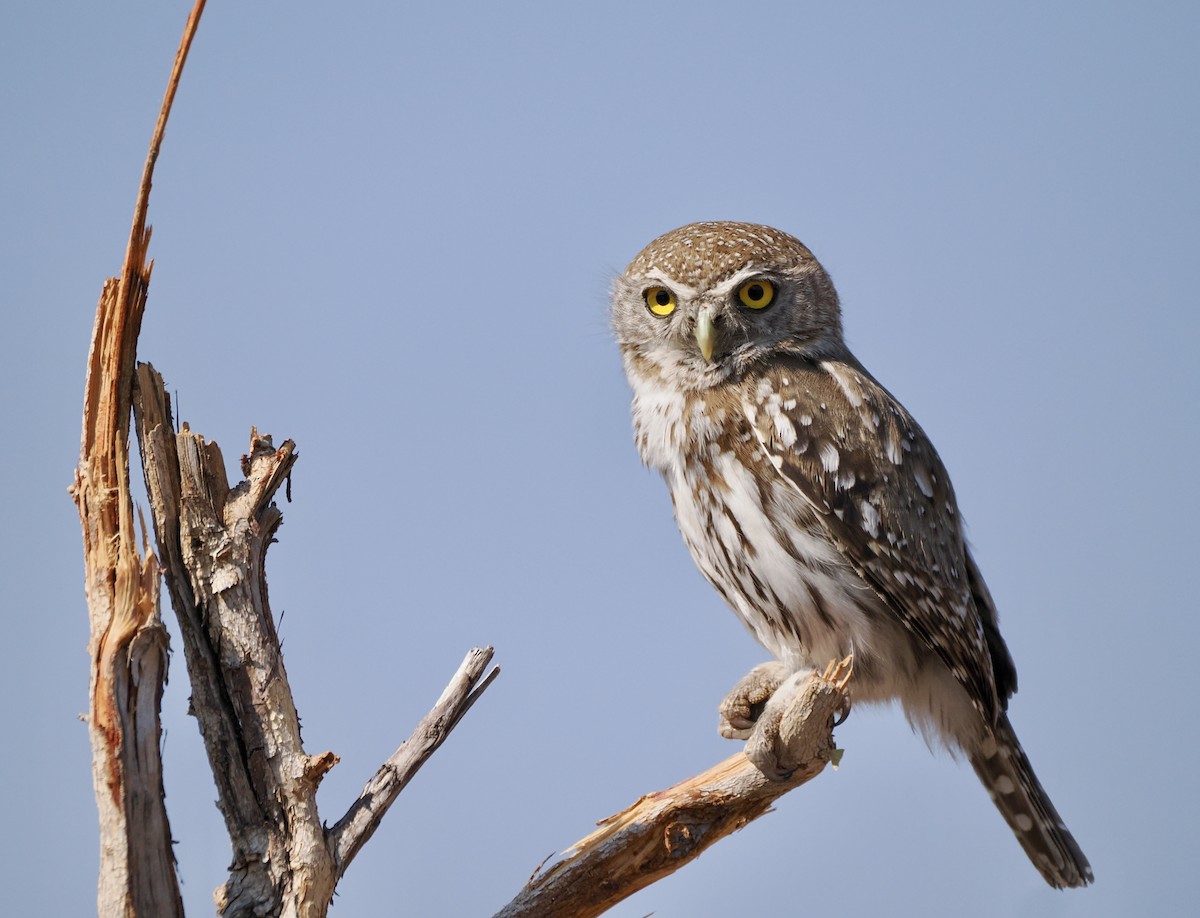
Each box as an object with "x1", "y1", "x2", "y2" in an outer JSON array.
[
  {"x1": 135, "y1": 368, "x2": 501, "y2": 917},
  {"x1": 135, "y1": 400, "x2": 326, "y2": 916},
  {"x1": 75, "y1": 2, "x2": 500, "y2": 911},
  {"x1": 329, "y1": 647, "x2": 501, "y2": 874}
]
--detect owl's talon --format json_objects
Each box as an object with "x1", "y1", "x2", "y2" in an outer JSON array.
[
  {"x1": 832, "y1": 694, "x2": 852, "y2": 727},
  {"x1": 718, "y1": 661, "x2": 790, "y2": 741}
]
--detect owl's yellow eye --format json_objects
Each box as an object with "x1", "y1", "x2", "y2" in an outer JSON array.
[
  {"x1": 737, "y1": 279, "x2": 775, "y2": 310},
  {"x1": 645, "y1": 286, "x2": 677, "y2": 317}
]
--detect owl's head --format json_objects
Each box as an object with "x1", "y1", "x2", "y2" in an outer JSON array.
[{"x1": 611, "y1": 221, "x2": 844, "y2": 389}]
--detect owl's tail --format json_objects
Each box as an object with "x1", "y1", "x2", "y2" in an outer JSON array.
[{"x1": 968, "y1": 713, "x2": 1093, "y2": 888}]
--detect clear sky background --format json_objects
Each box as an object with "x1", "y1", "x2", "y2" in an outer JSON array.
[{"x1": 3, "y1": 2, "x2": 1196, "y2": 916}]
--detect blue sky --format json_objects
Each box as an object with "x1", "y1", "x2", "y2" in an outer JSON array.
[{"x1": 2, "y1": 2, "x2": 1197, "y2": 915}]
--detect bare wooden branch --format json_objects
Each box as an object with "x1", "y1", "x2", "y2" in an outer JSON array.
[
  {"x1": 80, "y1": 4, "x2": 504, "y2": 903},
  {"x1": 133, "y1": 378, "x2": 333, "y2": 917},
  {"x1": 133, "y1": 363, "x2": 502, "y2": 915},
  {"x1": 73, "y1": 239, "x2": 179, "y2": 918},
  {"x1": 70, "y1": 5, "x2": 206, "y2": 913},
  {"x1": 494, "y1": 662, "x2": 851, "y2": 918},
  {"x1": 329, "y1": 647, "x2": 502, "y2": 876},
  {"x1": 133, "y1": 364, "x2": 265, "y2": 849}
]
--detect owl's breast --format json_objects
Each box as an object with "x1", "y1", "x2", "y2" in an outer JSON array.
[{"x1": 629, "y1": 376, "x2": 897, "y2": 675}]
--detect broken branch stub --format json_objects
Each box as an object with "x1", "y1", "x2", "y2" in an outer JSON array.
[
  {"x1": 72, "y1": 205, "x2": 184, "y2": 917},
  {"x1": 133, "y1": 365, "x2": 501, "y2": 916},
  {"x1": 133, "y1": 366, "x2": 333, "y2": 916}
]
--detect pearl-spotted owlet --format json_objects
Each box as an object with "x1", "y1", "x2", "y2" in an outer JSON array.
[{"x1": 611, "y1": 221, "x2": 1092, "y2": 888}]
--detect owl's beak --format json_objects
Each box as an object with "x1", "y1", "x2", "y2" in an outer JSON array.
[{"x1": 695, "y1": 307, "x2": 716, "y2": 362}]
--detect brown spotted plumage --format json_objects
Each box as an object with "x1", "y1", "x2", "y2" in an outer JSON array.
[{"x1": 611, "y1": 221, "x2": 1091, "y2": 888}]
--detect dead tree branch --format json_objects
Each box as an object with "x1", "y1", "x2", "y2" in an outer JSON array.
[
  {"x1": 133, "y1": 366, "x2": 502, "y2": 916},
  {"x1": 494, "y1": 660, "x2": 852, "y2": 918},
  {"x1": 69, "y1": 2, "x2": 206, "y2": 913},
  {"x1": 328, "y1": 646, "x2": 502, "y2": 875},
  {"x1": 75, "y1": 2, "x2": 498, "y2": 913}
]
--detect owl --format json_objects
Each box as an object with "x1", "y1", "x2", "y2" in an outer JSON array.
[{"x1": 611, "y1": 221, "x2": 1092, "y2": 888}]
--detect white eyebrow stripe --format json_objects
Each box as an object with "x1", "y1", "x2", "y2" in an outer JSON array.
[
  {"x1": 709, "y1": 266, "x2": 771, "y2": 298},
  {"x1": 643, "y1": 268, "x2": 699, "y2": 298}
]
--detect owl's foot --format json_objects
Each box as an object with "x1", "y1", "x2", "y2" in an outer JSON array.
[
  {"x1": 718, "y1": 661, "x2": 790, "y2": 740},
  {"x1": 743, "y1": 656, "x2": 855, "y2": 781},
  {"x1": 742, "y1": 669, "x2": 817, "y2": 780}
]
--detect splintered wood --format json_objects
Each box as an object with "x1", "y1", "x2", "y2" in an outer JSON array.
[{"x1": 72, "y1": 197, "x2": 183, "y2": 917}]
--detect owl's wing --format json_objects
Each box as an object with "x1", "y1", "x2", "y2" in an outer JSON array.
[{"x1": 744, "y1": 354, "x2": 1002, "y2": 722}]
